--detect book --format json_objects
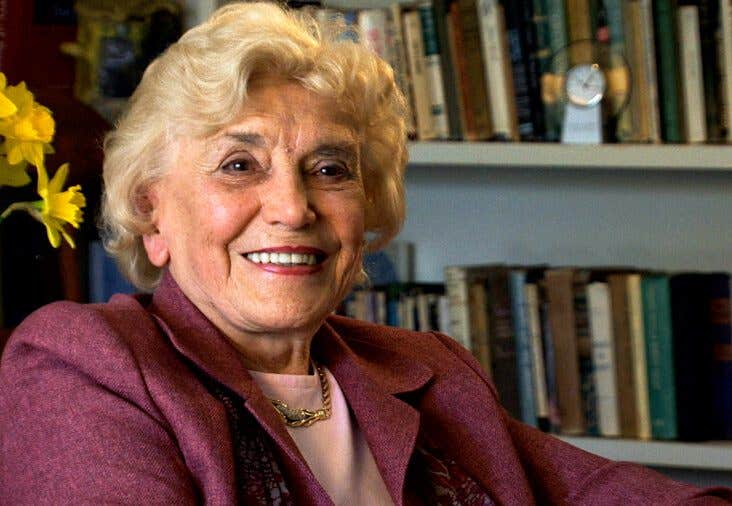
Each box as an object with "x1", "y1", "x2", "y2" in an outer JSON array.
[
  {"x1": 586, "y1": 281, "x2": 621, "y2": 437},
  {"x1": 525, "y1": 282, "x2": 551, "y2": 430},
  {"x1": 641, "y1": 274, "x2": 678, "y2": 439},
  {"x1": 429, "y1": 0, "x2": 463, "y2": 139},
  {"x1": 403, "y1": 8, "x2": 438, "y2": 140},
  {"x1": 653, "y1": 0, "x2": 684, "y2": 143},
  {"x1": 418, "y1": 1, "x2": 451, "y2": 138},
  {"x1": 539, "y1": 279, "x2": 562, "y2": 432},
  {"x1": 475, "y1": 0, "x2": 519, "y2": 140},
  {"x1": 623, "y1": 0, "x2": 661, "y2": 143},
  {"x1": 604, "y1": 0, "x2": 633, "y2": 142},
  {"x1": 607, "y1": 273, "x2": 639, "y2": 438},
  {"x1": 627, "y1": 273, "x2": 652, "y2": 440},
  {"x1": 720, "y1": 0, "x2": 732, "y2": 142},
  {"x1": 443, "y1": 264, "x2": 502, "y2": 351},
  {"x1": 669, "y1": 273, "x2": 717, "y2": 440},
  {"x1": 698, "y1": 0, "x2": 724, "y2": 142},
  {"x1": 358, "y1": 8, "x2": 389, "y2": 59},
  {"x1": 502, "y1": 0, "x2": 543, "y2": 140},
  {"x1": 469, "y1": 281, "x2": 492, "y2": 373},
  {"x1": 565, "y1": 0, "x2": 593, "y2": 64},
  {"x1": 706, "y1": 273, "x2": 732, "y2": 439},
  {"x1": 540, "y1": 0, "x2": 569, "y2": 141},
  {"x1": 544, "y1": 268, "x2": 585, "y2": 435},
  {"x1": 509, "y1": 269, "x2": 537, "y2": 426},
  {"x1": 678, "y1": 5, "x2": 708, "y2": 142},
  {"x1": 449, "y1": 0, "x2": 494, "y2": 140},
  {"x1": 484, "y1": 266, "x2": 521, "y2": 420},
  {"x1": 387, "y1": 4, "x2": 418, "y2": 138}
]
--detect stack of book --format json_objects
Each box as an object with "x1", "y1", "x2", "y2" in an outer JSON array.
[
  {"x1": 442, "y1": 263, "x2": 732, "y2": 442},
  {"x1": 312, "y1": 0, "x2": 732, "y2": 144}
]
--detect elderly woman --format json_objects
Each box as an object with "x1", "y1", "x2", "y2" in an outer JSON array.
[{"x1": 1, "y1": 2, "x2": 730, "y2": 505}]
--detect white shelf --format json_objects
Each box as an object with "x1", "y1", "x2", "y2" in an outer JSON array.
[
  {"x1": 558, "y1": 436, "x2": 732, "y2": 471},
  {"x1": 408, "y1": 142, "x2": 732, "y2": 171}
]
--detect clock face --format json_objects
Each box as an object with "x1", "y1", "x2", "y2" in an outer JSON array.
[{"x1": 565, "y1": 63, "x2": 606, "y2": 107}]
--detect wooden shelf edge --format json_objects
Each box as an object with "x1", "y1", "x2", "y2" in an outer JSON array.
[
  {"x1": 408, "y1": 142, "x2": 732, "y2": 171},
  {"x1": 558, "y1": 436, "x2": 732, "y2": 471}
]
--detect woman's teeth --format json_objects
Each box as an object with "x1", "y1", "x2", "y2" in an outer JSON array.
[{"x1": 246, "y1": 252, "x2": 318, "y2": 265}]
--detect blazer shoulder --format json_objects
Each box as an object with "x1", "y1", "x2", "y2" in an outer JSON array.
[{"x1": 1, "y1": 295, "x2": 162, "y2": 388}]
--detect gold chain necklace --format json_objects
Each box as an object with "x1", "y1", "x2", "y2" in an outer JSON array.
[{"x1": 269, "y1": 363, "x2": 331, "y2": 428}]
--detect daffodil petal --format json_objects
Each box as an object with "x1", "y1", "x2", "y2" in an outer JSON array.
[
  {"x1": 0, "y1": 159, "x2": 30, "y2": 187},
  {"x1": 48, "y1": 163, "x2": 69, "y2": 194},
  {"x1": 43, "y1": 219, "x2": 62, "y2": 248},
  {"x1": 0, "y1": 93, "x2": 17, "y2": 118}
]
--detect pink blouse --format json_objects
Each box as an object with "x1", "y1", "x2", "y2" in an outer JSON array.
[{"x1": 249, "y1": 366, "x2": 394, "y2": 505}]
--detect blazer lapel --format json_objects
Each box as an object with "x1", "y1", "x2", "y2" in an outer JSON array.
[
  {"x1": 150, "y1": 272, "x2": 331, "y2": 504},
  {"x1": 314, "y1": 322, "x2": 433, "y2": 506}
]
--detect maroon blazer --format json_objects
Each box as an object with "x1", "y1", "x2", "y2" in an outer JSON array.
[{"x1": 1, "y1": 273, "x2": 731, "y2": 505}]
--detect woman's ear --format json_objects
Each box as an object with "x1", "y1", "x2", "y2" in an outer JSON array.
[{"x1": 140, "y1": 184, "x2": 170, "y2": 268}]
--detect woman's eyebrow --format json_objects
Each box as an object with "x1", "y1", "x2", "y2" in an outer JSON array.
[
  {"x1": 312, "y1": 143, "x2": 358, "y2": 162},
  {"x1": 224, "y1": 132, "x2": 267, "y2": 147}
]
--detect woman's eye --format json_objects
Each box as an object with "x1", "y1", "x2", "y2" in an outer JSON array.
[
  {"x1": 221, "y1": 158, "x2": 255, "y2": 173},
  {"x1": 315, "y1": 163, "x2": 349, "y2": 178}
]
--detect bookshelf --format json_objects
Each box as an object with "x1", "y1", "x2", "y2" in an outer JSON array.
[
  {"x1": 558, "y1": 436, "x2": 732, "y2": 471},
  {"x1": 409, "y1": 142, "x2": 732, "y2": 171},
  {"x1": 398, "y1": 141, "x2": 732, "y2": 487}
]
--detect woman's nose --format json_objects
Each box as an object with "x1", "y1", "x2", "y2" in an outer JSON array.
[{"x1": 259, "y1": 170, "x2": 316, "y2": 229}]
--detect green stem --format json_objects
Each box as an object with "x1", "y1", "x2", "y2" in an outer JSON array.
[{"x1": 0, "y1": 201, "x2": 39, "y2": 223}]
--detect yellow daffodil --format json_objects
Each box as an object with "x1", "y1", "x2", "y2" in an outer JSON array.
[
  {"x1": 0, "y1": 163, "x2": 86, "y2": 248},
  {"x1": 0, "y1": 156, "x2": 30, "y2": 187},
  {"x1": 35, "y1": 163, "x2": 86, "y2": 248},
  {"x1": 0, "y1": 81, "x2": 55, "y2": 169},
  {"x1": 0, "y1": 73, "x2": 18, "y2": 118}
]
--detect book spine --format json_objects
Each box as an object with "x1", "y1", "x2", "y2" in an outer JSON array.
[
  {"x1": 388, "y1": 4, "x2": 418, "y2": 138},
  {"x1": 446, "y1": 3, "x2": 470, "y2": 138},
  {"x1": 444, "y1": 266, "x2": 473, "y2": 350},
  {"x1": 587, "y1": 282, "x2": 621, "y2": 437},
  {"x1": 574, "y1": 274, "x2": 599, "y2": 436},
  {"x1": 608, "y1": 274, "x2": 638, "y2": 438},
  {"x1": 545, "y1": 269, "x2": 584, "y2": 434},
  {"x1": 403, "y1": 9, "x2": 438, "y2": 140},
  {"x1": 453, "y1": 0, "x2": 494, "y2": 139},
  {"x1": 707, "y1": 273, "x2": 732, "y2": 439},
  {"x1": 623, "y1": 1, "x2": 652, "y2": 142},
  {"x1": 565, "y1": 0, "x2": 593, "y2": 64},
  {"x1": 429, "y1": 0, "x2": 464, "y2": 139},
  {"x1": 540, "y1": 286, "x2": 562, "y2": 431},
  {"x1": 510, "y1": 271, "x2": 538, "y2": 426},
  {"x1": 638, "y1": 0, "x2": 662, "y2": 143},
  {"x1": 653, "y1": 0, "x2": 684, "y2": 143},
  {"x1": 486, "y1": 269, "x2": 521, "y2": 420},
  {"x1": 542, "y1": 0, "x2": 569, "y2": 141},
  {"x1": 721, "y1": 0, "x2": 732, "y2": 141},
  {"x1": 526, "y1": 283, "x2": 550, "y2": 424},
  {"x1": 678, "y1": 5, "x2": 708, "y2": 142},
  {"x1": 469, "y1": 282, "x2": 493, "y2": 374},
  {"x1": 359, "y1": 8, "x2": 389, "y2": 58},
  {"x1": 604, "y1": 0, "x2": 633, "y2": 141},
  {"x1": 699, "y1": 0, "x2": 724, "y2": 141},
  {"x1": 627, "y1": 274, "x2": 652, "y2": 440},
  {"x1": 670, "y1": 274, "x2": 716, "y2": 440},
  {"x1": 531, "y1": 0, "x2": 554, "y2": 140},
  {"x1": 418, "y1": 1, "x2": 451, "y2": 138},
  {"x1": 476, "y1": 0, "x2": 519, "y2": 140},
  {"x1": 641, "y1": 275, "x2": 678, "y2": 440},
  {"x1": 502, "y1": 0, "x2": 536, "y2": 140}
]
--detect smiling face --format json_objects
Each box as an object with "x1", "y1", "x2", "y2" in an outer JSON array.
[{"x1": 143, "y1": 77, "x2": 366, "y2": 342}]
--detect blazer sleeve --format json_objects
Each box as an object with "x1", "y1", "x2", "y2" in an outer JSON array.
[
  {"x1": 0, "y1": 301, "x2": 198, "y2": 504},
  {"x1": 431, "y1": 331, "x2": 732, "y2": 505}
]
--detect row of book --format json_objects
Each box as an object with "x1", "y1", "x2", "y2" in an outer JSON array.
[
  {"x1": 311, "y1": 0, "x2": 732, "y2": 144},
  {"x1": 347, "y1": 263, "x2": 732, "y2": 442}
]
